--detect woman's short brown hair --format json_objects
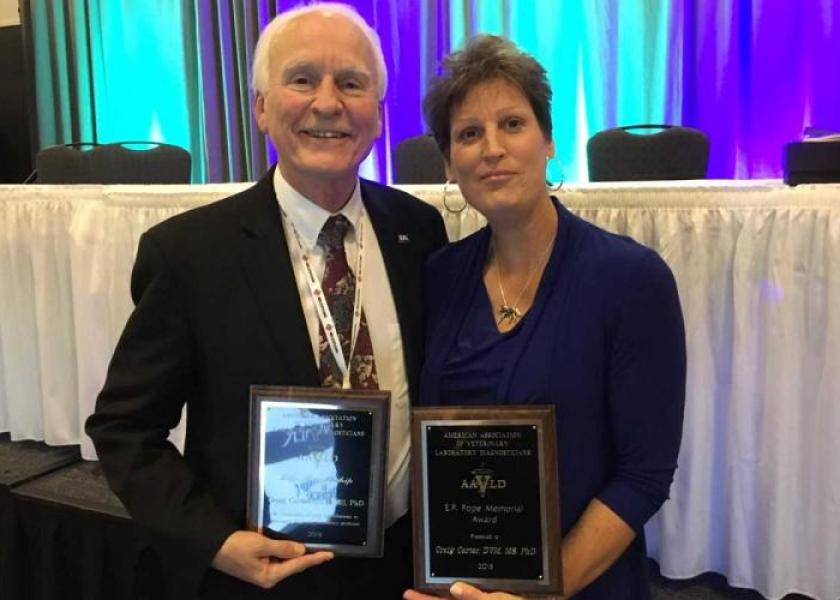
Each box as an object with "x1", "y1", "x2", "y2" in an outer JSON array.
[{"x1": 423, "y1": 35, "x2": 553, "y2": 161}]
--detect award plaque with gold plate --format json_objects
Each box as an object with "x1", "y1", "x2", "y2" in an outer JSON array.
[
  {"x1": 411, "y1": 405, "x2": 562, "y2": 594},
  {"x1": 247, "y1": 386, "x2": 390, "y2": 557}
]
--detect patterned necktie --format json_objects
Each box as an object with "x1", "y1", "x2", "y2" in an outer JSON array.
[{"x1": 316, "y1": 215, "x2": 379, "y2": 389}]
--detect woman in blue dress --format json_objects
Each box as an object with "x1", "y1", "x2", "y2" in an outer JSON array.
[{"x1": 404, "y1": 36, "x2": 686, "y2": 600}]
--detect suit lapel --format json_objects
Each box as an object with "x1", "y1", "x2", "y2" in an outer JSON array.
[
  {"x1": 236, "y1": 170, "x2": 319, "y2": 386},
  {"x1": 361, "y1": 181, "x2": 423, "y2": 399}
]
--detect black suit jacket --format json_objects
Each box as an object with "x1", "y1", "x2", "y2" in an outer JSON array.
[{"x1": 85, "y1": 169, "x2": 448, "y2": 597}]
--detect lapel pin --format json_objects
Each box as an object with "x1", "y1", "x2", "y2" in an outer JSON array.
[{"x1": 398, "y1": 234, "x2": 410, "y2": 243}]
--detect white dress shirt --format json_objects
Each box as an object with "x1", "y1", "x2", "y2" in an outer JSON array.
[{"x1": 272, "y1": 168, "x2": 411, "y2": 527}]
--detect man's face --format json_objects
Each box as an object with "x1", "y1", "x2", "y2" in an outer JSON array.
[{"x1": 254, "y1": 12, "x2": 381, "y2": 195}]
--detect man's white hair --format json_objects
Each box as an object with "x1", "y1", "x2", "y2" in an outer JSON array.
[{"x1": 251, "y1": 2, "x2": 388, "y2": 100}]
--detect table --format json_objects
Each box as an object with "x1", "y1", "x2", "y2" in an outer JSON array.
[
  {"x1": 2, "y1": 459, "x2": 174, "y2": 599},
  {"x1": 2, "y1": 180, "x2": 839, "y2": 599},
  {"x1": 0, "y1": 433, "x2": 80, "y2": 597}
]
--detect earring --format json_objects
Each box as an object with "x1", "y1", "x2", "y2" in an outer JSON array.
[
  {"x1": 546, "y1": 155, "x2": 564, "y2": 193},
  {"x1": 442, "y1": 180, "x2": 467, "y2": 214},
  {"x1": 547, "y1": 179, "x2": 564, "y2": 192}
]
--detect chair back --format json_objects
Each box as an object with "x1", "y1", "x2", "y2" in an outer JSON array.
[
  {"x1": 587, "y1": 125, "x2": 709, "y2": 181},
  {"x1": 36, "y1": 142, "x2": 191, "y2": 183},
  {"x1": 34, "y1": 143, "x2": 100, "y2": 183},
  {"x1": 393, "y1": 135, "x2": 447, "y2": 184}
]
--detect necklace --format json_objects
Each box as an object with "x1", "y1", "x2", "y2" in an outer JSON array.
[{"x1": 493, "y1": 233, "x2": 554, "y2": 326}]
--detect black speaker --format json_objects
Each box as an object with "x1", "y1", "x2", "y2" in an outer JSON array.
[{"x1": 783, "y1": 141, "x2": 840, "y2": 185}]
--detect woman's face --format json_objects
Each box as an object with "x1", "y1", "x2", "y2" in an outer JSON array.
[{"x1": 446, "y1": 78, "x2": 554, "y2": 220}]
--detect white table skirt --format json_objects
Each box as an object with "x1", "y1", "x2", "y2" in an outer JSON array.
[{"x1": 2, "y1": 180, "x2": 839, "y2": 599}]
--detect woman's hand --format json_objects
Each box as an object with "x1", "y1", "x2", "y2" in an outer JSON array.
[{"x1": 404, "y1": 582, "x2": 526, "y2": 600}]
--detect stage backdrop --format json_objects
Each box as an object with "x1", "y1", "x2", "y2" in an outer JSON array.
[{"x1": 23, "y1": 0, "x2": 840, "y2": 183}]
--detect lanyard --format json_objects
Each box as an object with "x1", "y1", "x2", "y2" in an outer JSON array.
[{"x1": 282, "y1": 207, "x2": 366, "y2": 390}]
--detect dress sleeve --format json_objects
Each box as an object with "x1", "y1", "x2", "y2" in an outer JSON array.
[
  {"x1": 85, "y1": 231, "x2": 237, "y2": 593},
  {"x1": 596, "y1": 250, "x2": 687, "y2": 532}
]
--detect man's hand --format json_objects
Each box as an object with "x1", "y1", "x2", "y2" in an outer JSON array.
[
  {"x1": 211, "y1": 530, "x2": 333, "y2": 589},
  {"x1": 404, "y1": 582, "x2": 526, "y2": 600}
]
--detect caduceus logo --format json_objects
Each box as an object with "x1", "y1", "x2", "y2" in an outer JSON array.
[{"x1": 461, "y1": 466, "x2": 507, "y2": 498}]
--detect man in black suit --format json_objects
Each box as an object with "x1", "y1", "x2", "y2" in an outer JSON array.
[{"x1": 85, "y1": 3, "x2": 447, "y2": 598}]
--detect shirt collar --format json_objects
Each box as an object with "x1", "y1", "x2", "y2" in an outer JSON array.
[{"x1": 273, "y1": 167, "x2": 363, "y2": 251}]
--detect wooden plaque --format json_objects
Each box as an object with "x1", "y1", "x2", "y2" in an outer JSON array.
[
  {"x1": 411, "y1": 405, "x2": 562, "y2": 594},
  {"x1": 247, "y1": 385, "x2": 390, "y2": 557}
]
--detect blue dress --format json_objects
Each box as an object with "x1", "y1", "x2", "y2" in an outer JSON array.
[{"x1": 419, "y1": 199, "x2": 686, "y2": 599}]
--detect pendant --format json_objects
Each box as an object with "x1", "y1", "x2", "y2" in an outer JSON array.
[{"x1": 498, "y1": 304, "x2": 521, "y2": 325}]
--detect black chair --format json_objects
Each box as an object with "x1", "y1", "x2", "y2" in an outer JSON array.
[
  {"x1": 35, "y1": 141, "x2": 191, "y2": 184},
  {"x1": 587, "y1": 125, "x2": 709, "y2": 181},
  {"x1": 33, "y1": 142, "x2": 100, "y2": 183},
  {"x1": 392, "y1": 134, "x2": 447, "y2": 184}
]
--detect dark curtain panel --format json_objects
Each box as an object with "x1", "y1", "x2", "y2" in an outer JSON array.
[
  {"x1": 24, "y1": 1, "x2": 839, "y2": 182},
  {"x1": 23, "y1": 0, "x2": 449, "y2": 183},
  {"x1": 186, "y1": 1, "x2": 269, "y2": 182}
]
